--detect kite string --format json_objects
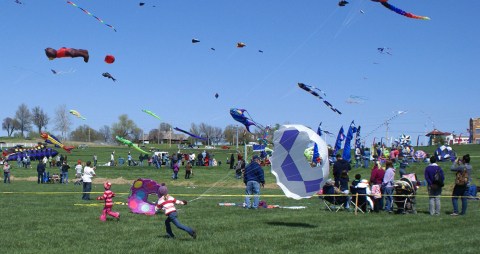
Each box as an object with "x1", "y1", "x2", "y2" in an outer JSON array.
[
  {"x1": 188, "y1": 168, "x2": 238, "y2": 203},
  {"x1": 233, "y1": 7, "x2": 339, "y2": 106}
]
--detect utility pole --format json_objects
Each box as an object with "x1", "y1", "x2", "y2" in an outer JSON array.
[{"x1": 236, "y1": 125, "x2": 239, "y2": 149}]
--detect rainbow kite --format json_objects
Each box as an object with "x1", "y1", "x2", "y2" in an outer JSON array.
[{"x1": 67, "y1": 1, "x2": 117, "y2": 32}]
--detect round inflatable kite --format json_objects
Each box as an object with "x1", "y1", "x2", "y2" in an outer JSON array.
[
  {"x1": 270, "y1": 125, "x2": 329, "y2": 200},
  {"x1": 128, "y1": 178, "x2": 161, "y2": 215},
  {"x1": 104, "y1": 55, "x2": 115, "y2": 64}
]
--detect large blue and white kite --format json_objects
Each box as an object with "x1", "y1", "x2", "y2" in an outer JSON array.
[{"x1": 270, "y1": 125, "x2": 330, "y2": 199}]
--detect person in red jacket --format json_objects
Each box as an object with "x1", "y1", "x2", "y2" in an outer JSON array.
[{"x1": 97, "y1": 182, "x2": 120, "y2": 221}]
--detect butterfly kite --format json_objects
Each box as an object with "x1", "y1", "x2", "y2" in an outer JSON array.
[{"x1": 297, "y1": 83, "x2": 341, "y2": 115}]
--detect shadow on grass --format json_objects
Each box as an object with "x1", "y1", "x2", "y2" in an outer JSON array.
[{"x1": 265, "y1": 221, "x2": 317, "y2": 228}]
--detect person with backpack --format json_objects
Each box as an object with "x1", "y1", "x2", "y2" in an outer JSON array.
[
  {"x1": 450, "y1": 154, "x2": 472, "y2": 216},
  {"x1": 424, "y1": 156, "x2": 445, "y2": 216}
]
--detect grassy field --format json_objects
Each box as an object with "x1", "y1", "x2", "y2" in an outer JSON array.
[{"x1": 1, "y1": 144, "x2": 479, "y2": 254}]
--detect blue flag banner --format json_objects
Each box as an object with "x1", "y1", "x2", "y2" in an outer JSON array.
[
  {"x1": 342, "y1": 121, "x2": 357, "y2": 162},
  {"x1": 333, "y1": 126, "x2": 345, "y2": 156},
  {"x1": 317, "y1": 122, "x2": 323, "y2": 137},
  {"x1": 355, "y1": 126, "x2": 361, "y2": 149}
]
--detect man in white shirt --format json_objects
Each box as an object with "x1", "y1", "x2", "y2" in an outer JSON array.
[{"x1": 82, "y1": 161, "x2": 96, "y2": 200}]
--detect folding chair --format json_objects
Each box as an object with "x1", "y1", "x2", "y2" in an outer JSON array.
[
  {"x1": 350, "y1": 186, "x2": 371, "y2": 213},
  {"x1": 320, "y1": 185, "x2": 347, "y2": 212}
]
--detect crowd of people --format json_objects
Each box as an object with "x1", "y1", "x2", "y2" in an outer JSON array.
[{"x1": 327, "y1": 151, "x2": 474, "y2": 216}]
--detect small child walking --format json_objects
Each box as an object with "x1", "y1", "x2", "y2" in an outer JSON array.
[
  {"x1": 185, "y1": 162, "x2": 192, "y2": 179},
  {"x1": 155, "y1": 183, "x2": 196, "y2": 239},
  {"x1": 96, "y1": 182, "x2": 120, "y2": 221}
]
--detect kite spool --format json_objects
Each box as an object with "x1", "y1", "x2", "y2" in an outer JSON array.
[{"x1": 128, "y1": 178, "x2": 161, "y2": 215}]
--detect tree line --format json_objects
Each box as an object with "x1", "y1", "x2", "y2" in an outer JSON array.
[{"x1": 2, "y1": 104, "x2": 276, "y2": 145}]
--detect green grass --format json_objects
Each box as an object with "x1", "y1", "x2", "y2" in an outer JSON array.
[{"x1": 1, "y1": 145, "x2": 480, "y2": 254}]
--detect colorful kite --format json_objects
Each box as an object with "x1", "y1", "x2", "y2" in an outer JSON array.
[
  {"x1": 115, "y1": 136, "x2": 150, "y2": 154},
  {"x1": 45, "y1": 47, "x2": 89, "y2": 63},
  {"x1": 128, "y1": 178, "x2": 161, "y2": 215},
  {"x1": 236, "y1": 42, "x2": 246, "y2": 48},
  {"x1": 102, "y1": 72, "x2": 116, "y2": 81},
  {"x1": 270, "y1": 125, "x2": 330, "y2": 199},
  {"x1": 67, "y1": 1, "x2": 117, "y2": 32},
  {"x1": 298, "y1": 83, "x2": 341, "y2": 115},
  {"x1": 229, "y1": 108, "x2": 263, "y2": 133},
  {"x1": 69, "y1": 109, "x2": 86, "y2": 120},
  {"x1": 372, "y1": 0, "x2": 430, "y2": 20},
  {"x1": 141, "y1": 109, "x2": 161, "y2": 120},
  {"x1": 173, "y1": 127, "x2": 207, "y2": 141},
  {"x1": 4, "y1": 146, "x2": 58, "y2": 162},
  {"x1": 40, "y1": 132, "x2": 74, "y2": 153},
  {"x1": 104, "y1": 55, "x2": 115, "y2": 64}
]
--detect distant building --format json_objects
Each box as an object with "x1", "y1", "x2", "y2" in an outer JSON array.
[
  {"x1": 470, "y1": 118, "x2": 480, "y2": 144},
  {"x1": 426, "y1": 129, "x2": 451, "y2": 146}
]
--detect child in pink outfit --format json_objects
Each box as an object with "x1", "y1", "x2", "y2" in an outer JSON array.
[{"x1": 96, "y1": 182, "x2": 120, "y2": 221}]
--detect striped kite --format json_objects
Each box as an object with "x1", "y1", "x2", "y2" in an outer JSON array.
[
  {"x1": 67, "y1": 1, "x2": 117, "y2": 32},
  {"x1": 297, "y1": 83, "x2": 341, "y2": 115},
  {"x1": 371, "y1": 0, "x2": 430, "y2": 20}
]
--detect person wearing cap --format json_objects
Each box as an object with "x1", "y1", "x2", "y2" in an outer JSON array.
[
  {"x1": 96, "y1": 182, "x2": 120, "y2": 221},
  {"x1": 3, "y1": 162, "x2": 11, "y2": 184},
  {"x1": 243, "y1": 155, "x2": 265, "y2": 209},
  {"x1": 155, "y1": 183, "x2": 196, "y2": 239}
]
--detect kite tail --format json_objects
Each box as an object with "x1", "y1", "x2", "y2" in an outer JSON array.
[
  {"x1": 245, "y1": 120, "x2": 257, "y2": 133},
  {"x1": 63, "y1": 146, "x2": 75, "y2": 153}
]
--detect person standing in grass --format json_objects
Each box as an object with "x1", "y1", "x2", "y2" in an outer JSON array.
[
  {"x1": 370, "y1": 160, "x2": 385, "y2": 213},
  {"x1": 3, "y1": 162, "x2": 11, "y2": 184},
  {"x1": 382, "y1": 160, "x2": 395, "y2": 213},
  {"x1": 243, "y1": 155, "x2": 265, "y2": 209},
  {"x1": 424, "y1": 156, "x2": 444, "y2": 216},
  {"x1": 36, "y1": 161, "x2": 46, "y2": 184},
  {"x1": 155, "y1": 183, "x2": 196, "y2": 239},
  {"x1": 82, "y1": 161, "x2": 96, "y2": 200},
  {"x1": 185, "y1": 161, "x2": 192, "y2": 179},
  {"x1": 61, "y1": 161, "x2": 70, "y2": 184},
  {"x1": 450, "y1": 154, "x2": 472, "y2": 216},
  {"x1": 172, "y1": 162, "x2": 179, "y2": 180},
  {"x1": 93, "y1": 154, "x2": 97, "y2": 167}
]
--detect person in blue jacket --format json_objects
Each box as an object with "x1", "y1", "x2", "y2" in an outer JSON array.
[{"x1": 243, "y1": 155, "x2": 265, "y2": 209}]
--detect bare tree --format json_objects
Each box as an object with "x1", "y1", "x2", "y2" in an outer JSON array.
[
  {"x1": 2, "y1": 117, "x2": 20, "y2": 137},
  {"x1": 70, "y1": 125, "x2": 101, "y2": 142},
  {"x1": 111, "y1": 114, "x2": 139, "y2": 141},
  {"x1": 31, "y1": 106, "x2": 49, "y2": 134},
  {"x1": 223, "y1": 125, "x2": 238, "y2": 145},
  {"x1": 148, "y1": 128, "x2": 159, "y2": 143},
  {"x1": 14, "y1": 103, "x2": 32, "y2": 138},
  {"x1": 53, "y1": 104, "x2": 72, "y2": 140},
  {"x1": 98, "y1": 125, "x2": 111, "y2": 143}
]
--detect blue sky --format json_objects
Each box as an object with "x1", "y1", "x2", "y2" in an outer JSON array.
[{"x1": 1, "y1": 0, "x2": 478, "y2": 146}]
